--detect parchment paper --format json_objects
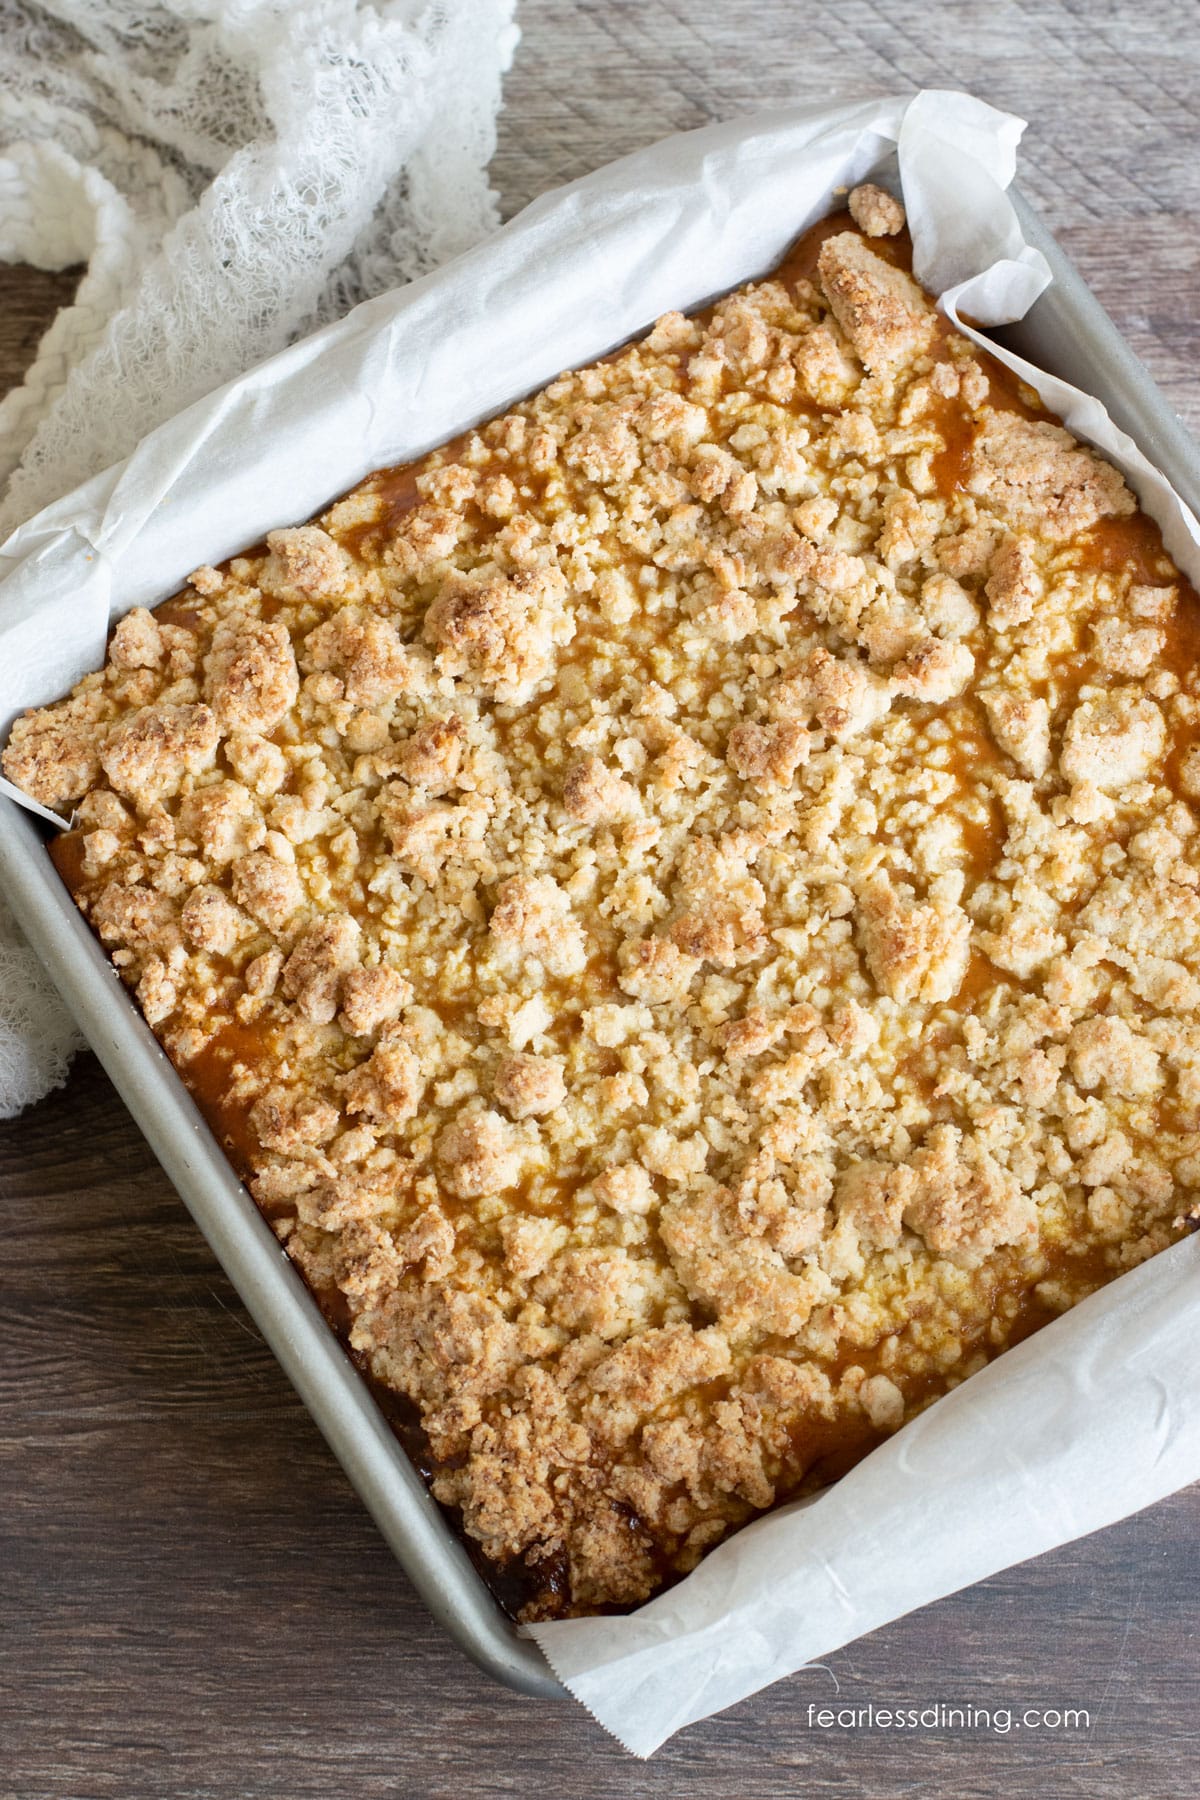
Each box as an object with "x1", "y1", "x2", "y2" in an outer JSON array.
[{"x1": 3, "y1": 89, "x2": 1199, "y2": 1757}]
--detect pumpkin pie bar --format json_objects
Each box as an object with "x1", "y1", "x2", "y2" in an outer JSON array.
[{"x1": 7, "y1": 184, "x2": 1200, "y2": 1618}]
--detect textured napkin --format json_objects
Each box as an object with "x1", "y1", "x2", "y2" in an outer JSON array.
[{"x1": 0, "y1": 0, "x2": 518, "y2": 1114}]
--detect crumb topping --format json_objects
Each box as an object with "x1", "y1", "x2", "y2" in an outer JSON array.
[
  {"x1": 9, "y1": 191, "x2": 1200, "y2": 1620},
  {"x1": 847, "y1": 182, "x2": 906, "y2": 238}
]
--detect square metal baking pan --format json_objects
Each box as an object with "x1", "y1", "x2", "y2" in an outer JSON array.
[{"x1": 1, "y1": 184, "x2": 1197, "y2": 1700}]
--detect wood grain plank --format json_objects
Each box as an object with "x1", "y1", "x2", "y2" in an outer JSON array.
[{"x1": 3, "y1": 4, "x2": 1200, "y2": 1793}]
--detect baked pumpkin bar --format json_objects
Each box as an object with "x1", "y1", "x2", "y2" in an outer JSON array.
[{"x1": 8, "y1": 184, "x2": 1200, "y2": 1619}]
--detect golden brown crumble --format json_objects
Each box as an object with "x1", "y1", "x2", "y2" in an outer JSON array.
[
  {"x1": 9, "y1": 186, "x2": 1200, "y2": 1619},
  {"x1": 847, "y1": 182, "x2": 906, "y2": 239}
]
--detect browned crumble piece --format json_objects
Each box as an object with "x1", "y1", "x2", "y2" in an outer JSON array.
[
  {"x1": 281, "y1": 914, "x2": 361, "y2": 1024},
  {"x1": 395, "y1": 714, "x2": 464, "y2": 792},
  {"x1": 968, "y1": 410, "x2": 1136, "y2": 538},
  {"x1": 903, "y1": 1126, "x2": 1037, "y2": 1268},
  {"x1": 815, "y1": 232, "x2": 937, "y2": 373},
  {"x1": 718, "y1": 1010, "x2": 785, "y2": 1062},
  {"x1": 231, "y1": 848, "x2": 305, "y2": 928},
  {"x1": 260, "y1": 525, "x2": 351, "y2": 599},
  {"x1": 304, "y1": 610, "x2": 415, "y2": 707},
  {"x1": 984, "y1": 533, "x2": 1042, "y2": 628},
  {"x1": 110, "y1": 608, "x2": 165, "y2": 670},
  {"x1": 494, "y1": 1053, "x2": 566, "y2": 1119},
  {"x1": 205, "y1": 617, "x2": 299, "y2": 734},
  {"x1": 891, "y1": 637, "x2": 974, "y2": 703},
  {"x1": 1090, "y1": 618, "x2": 1164, "y2": 678},
  {"x1": 244, "y1": 946, "x2": 283, "y2": 998},
  {"x1": 981, "y1": 689, "x2": 1052, "y2": 778},
  {"x1": 100, "y1": 703, "x2": 219, "y2": 807},
  {"x1": 793, "y1": 324, "x2": 858, "y2": 404},
  {"x1": 848, "y1": 183, "x2": 906, "y2": 237},
  {"x1": 857, "y1": 871, "x2": 970, "y2": 1004},
  {"x1": 424, "y1": 565, "x2": 572, "y2": 701},
  {"x1": 725, "y1": 720, "x2": 811, "y2": 790},
  {"x1": 617, "y1": 935, "x2": 700, "y2": 1003},
  {"x1": 489, "y1": 873, "x2": 586, "y2": 977},
  {"x1": 250, "y1": 1087, "x2": 341, "y2": 1153},
  {"x1": 339, "y1": 966, "x2": 413, "y2": 1036},
  {"x1": 562, "y1": 754, "x2": 639, "y2": 822},
  {"x1": 180, "y1": 885, "x2": 249, "y2": 954},
  {"x1": 188, "y1": 564, "x2": 224, "y2": 597},
  {"x1": 436, "y1": 1109, "x2": 523, "y2": 1198},
  {"x1": 834, "y1": 1158, "x2": 913, "y2": 1250},
  {"x1": 593, "y1": 1162, "x2": 656, "y2": 1216},
  {"x1": 90, "y1": 881, "x2": 179, "y2": 957},
  {"x1": 1129, "y1": 583, "x2": 1177, "y2": 622},
  {"x1": 2, "y1": 686, "x2": 110, "y2": 809},
  {"x1": 1068, "y1": 1016, "x2": 1161, "y2": 1098},
  {"x1": 1060, "y1": 690, "x2": 1165, "y2": 789},
  {"x1": 341, "y1": 1030, "x2": 426, "y2": 1125},
  {"x1": 772, "y1": 647, "x2": 892, "y2": 742}
]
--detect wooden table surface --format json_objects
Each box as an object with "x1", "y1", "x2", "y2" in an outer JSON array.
[{"x1": 3, "y1": 4, "x2": 1199, "y2": 1794}]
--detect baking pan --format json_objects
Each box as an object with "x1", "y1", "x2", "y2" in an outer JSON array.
[{"x1": 1, "y1": 185, "x2": 1196, "y2": 1700}]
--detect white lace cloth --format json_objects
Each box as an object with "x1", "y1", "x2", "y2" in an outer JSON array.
[{"x1": 0, "y1": 0, "x2": 518, "y2": 1117}]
